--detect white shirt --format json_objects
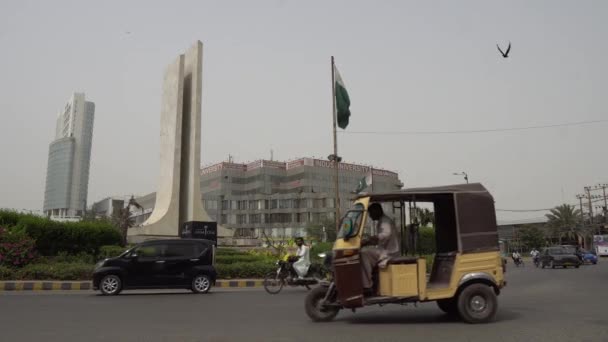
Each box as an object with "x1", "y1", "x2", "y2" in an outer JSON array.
[
  {"x1": 376, "y1": 215, "x2": 400, "y2": 258},
  {"x1": 293, "y1": 244, "x2": 311, "y2": 277}
]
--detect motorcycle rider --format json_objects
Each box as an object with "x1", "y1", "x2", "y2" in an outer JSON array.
[
  {"x1": 530, "y1": 248, "x2": 540, "y2": 264},
  {"x1": 292, "y1": 237, "x2": 311, "y2": 279},
  {"x1": 512, "y1": 251, "x2": 522, "y2": 265}
]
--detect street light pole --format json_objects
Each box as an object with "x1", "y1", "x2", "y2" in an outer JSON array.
[{"x1": 452, "y1": 172, "x2": 469, "y2": 184}]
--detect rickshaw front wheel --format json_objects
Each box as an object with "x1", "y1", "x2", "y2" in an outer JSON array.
[
  {"x1": 305, "y1": 286, "x2": 339, "y2": 322},
  {"x1": 456, "y1": 284, "x2": 498, "y2": 324}
]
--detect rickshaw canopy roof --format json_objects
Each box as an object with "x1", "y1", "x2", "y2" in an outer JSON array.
[
  {"x1": 357, "y1": 183, "x2": 492, "y2": 202},
  {"x1": 357, "y1": 183, "x2": 498, "y2": 253}
]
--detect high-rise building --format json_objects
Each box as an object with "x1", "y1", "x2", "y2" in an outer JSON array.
[{"x1": 43, "y1": 93, "x2": 95, "y2": 220}]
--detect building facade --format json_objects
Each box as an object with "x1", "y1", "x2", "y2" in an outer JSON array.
[
  {"x1": 43, "y1": 93, "x2": 95, "y2": 219},
  {"x1": 91, "y1": 197, "x2": 125, "y2": 219},
  {"x1": 132, "y1": 157, "x2": 403, "y2": 238}
]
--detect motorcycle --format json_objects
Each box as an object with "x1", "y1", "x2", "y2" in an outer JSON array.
[
  {"x1": 263, "y1": 254, "x2": 329, "y2": 294},
  {"x1": 513, "y1": 257, "x2": 524, "y2": 267}
]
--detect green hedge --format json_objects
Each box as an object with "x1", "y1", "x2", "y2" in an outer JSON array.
[
  {"x1": 215, "y1": 254, "x2": 271, "y2": 265},
  {"x1": 216, "y1": 248, "x2": 247, "y2": 256},
  {"x1": 0, "y1": 265, "x2": 15, "y2": 280},
  {"x1": 216, "y1": 261, "x2": 276, "y2": 279},
  {"x1": 98, "y1": 245, "x2": 127, "y2": 260},
  {"x1": 17, "y1": 216, "x2": 121, "y2": 256},
  {"x1": 0, "y1": 210, "x2": 27, "y2": 227},
  {"x1": 16, "y1": 262, "x2": 94, "y2": 281},
  {"x1": 419, "y1": 227, "x2": 436, "y2": 255}
]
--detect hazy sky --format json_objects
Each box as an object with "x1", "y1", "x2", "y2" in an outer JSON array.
[{"x1": 1, "y1": 0, "x2": 607, "y2": 222}]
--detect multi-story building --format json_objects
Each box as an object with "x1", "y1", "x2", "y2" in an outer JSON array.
[
  {"x1": 91, "y1": 197, "x2": 125, "y2": 219},
  {"x1": 131, "y1": 157, "x2": 403, "y2": 238},
  {"x1": 43, "y1": 93, "x2": 95, "y2": 220}
]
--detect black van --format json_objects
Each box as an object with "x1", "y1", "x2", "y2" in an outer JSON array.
[{"x1": 93, "y1": 239, "x2": 216, "y2": 295}]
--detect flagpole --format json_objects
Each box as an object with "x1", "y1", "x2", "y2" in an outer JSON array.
[{"x1": 331, "y1": 56, "x2": 341, "y2": 230}]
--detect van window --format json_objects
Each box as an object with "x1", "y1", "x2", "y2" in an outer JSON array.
[
  {"x1": 136, "y1": 245, "x2": 162, "y2": 258},
  {"x1": 165, "y1": 243, "x2": 198, "y2": 258}
]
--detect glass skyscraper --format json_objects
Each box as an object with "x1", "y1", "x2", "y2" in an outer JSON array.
[{"x1": 43, "y1": 93, "x2": 95, "y2": 219}]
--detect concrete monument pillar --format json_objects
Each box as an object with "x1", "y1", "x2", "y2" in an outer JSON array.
[{"x1": 129, "y1": 41, "x2": 225, "y2": 243}]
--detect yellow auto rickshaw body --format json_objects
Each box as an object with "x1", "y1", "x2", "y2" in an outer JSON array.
[{"x1": 332, "y1": 183, "x2": 505, "y2": 309}]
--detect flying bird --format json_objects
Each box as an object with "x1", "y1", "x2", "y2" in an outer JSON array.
[{"x1": 497, "y1": 42, "x2": 511, "y2": 58}]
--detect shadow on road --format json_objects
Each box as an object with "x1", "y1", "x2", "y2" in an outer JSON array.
[
  {"x1": 93, "y1": 291, "x2": 200, "y2": 297},
  {"x1": 341, "y1": 309, "x2": 521, "y2": 325}
]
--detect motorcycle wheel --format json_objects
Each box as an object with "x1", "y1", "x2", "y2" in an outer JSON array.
[
  {"x1": 263, "y1": 271, "x2": 285, "y2": 295},
  {"x1": 305, "y1": 286, "x2": 339, "y2": 322}
]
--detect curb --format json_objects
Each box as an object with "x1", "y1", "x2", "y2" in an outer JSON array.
[{"x1": 0, "y1": 280, "x2": 265, "y2": 291}]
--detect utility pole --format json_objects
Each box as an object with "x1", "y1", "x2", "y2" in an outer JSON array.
[
  {"x1": 576, "y1": 194, "x2": 585, "y2": 223},
  {"x1": 585, "y1": 187, "x2": 594, "y2": 224}
]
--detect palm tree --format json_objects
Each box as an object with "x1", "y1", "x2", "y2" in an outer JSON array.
[{"x1": 545, "y1": 204, "x2": 582, "y2": 244}]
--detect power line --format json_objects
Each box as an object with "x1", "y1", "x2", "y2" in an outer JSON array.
[
  {"x1": 497, "y1": 198, "x2": 608, "y2": 213},
  {"x1": 496, "y1": 208, "x2": 552, "y2": 212},
  {"x1": 339, "y1": 119, "x2": 608, "y2": 136}
]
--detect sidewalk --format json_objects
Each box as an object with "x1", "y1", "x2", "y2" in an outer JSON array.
[{"x1": 0, "y1": 279, "x2": 264, "y2": 291}]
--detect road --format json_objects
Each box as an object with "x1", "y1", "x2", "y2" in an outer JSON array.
[{"x1": 2, "y1": 260, "x2": 607, "y2": 342}]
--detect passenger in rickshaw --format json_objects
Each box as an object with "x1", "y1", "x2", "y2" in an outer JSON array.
[{"x1": 360, "y1": 203, "x2": 400, "y2": 294}]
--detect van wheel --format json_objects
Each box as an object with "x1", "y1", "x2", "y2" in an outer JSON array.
[
  {"x1": 100, "y1": 274, "x2": 122, "y2": 296},
  {"x1": 191, "y1": 274, "x2": 211, "y2": 294},
  {"x1": 437, "y1": 298, "x2": 458, "y2": 315},
  {"x1": 457, "y1": 284, "x2": 497, "y2": 324}
]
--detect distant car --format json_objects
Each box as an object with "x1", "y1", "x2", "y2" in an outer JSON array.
[
  {"x1": 540, "y1": 246, "x2": 581, "y2": 269},
  {"x1": 93, "y1": 239, "x2": 216, "y2": 295},
  {"x1": 580, "y1": 249, "x2": 598, "y2": 265}
]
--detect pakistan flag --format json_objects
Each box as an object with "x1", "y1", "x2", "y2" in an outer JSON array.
[{"x1": 334, "y1": 65, "x2": 351, "y2": 129}]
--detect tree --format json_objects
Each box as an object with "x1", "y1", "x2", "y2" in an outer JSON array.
[
  {"x1": 545, "y1": 204, "x2": 582, "y2": 245},
  {"x1": 112, "y1": 196, "x2": 143, "y2": 246},
  {"x1": 412, "y1": 207, "x2": 434, "y2": 227},
  {"x1": 260, "y1": 229, "x2": 288, "y2": 258},
  {"x1": 518, "y1": 225, "x2": 546, "y2": 250},
  {"x1": 305, "y1": 218, "x2": 337, "y2": 242}
]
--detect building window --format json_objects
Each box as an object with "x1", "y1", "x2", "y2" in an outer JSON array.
[
  {"x1": 249, "y1": 214, "x2": 262, "y2": 224},
  {"x1": 296, "y1": 213, "x2": 308, "y2": 223},
  {"x1": 237, "y1": 214, "x2": 247, "y2": 224}
]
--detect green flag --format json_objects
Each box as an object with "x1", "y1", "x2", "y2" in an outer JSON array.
[
  {"x1": 355, "y1": 170, "x2": 373, "y2": 193},
  {"x1": 334, "y1": 65, "x2": 351, "y2": 129}
]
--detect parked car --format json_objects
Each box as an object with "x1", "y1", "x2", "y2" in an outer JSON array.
[
  {"x1": 579, "y1": 249, "x2": 598, "y2": 265},
  {"x1": 540, "y1": 246, "x2": 581, "y2": 269},
  {"x1": 93, "y1": 239, "x2": 216, "y2": 295}
]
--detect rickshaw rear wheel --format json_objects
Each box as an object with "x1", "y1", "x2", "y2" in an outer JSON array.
[
  {"x1": 457, "y1": 284, "x2": 497, "y2": 324},
  {"x1": 436, "y1": 298, "x2": 458, "y2": 315},
  {"x1": 305, "y1": 286, "x2": 339, "y2": 322}
]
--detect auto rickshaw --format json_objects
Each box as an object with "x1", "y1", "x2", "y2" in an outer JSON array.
[{"x1": 305, "y1": 183, "x2": 506, "y2": 324}]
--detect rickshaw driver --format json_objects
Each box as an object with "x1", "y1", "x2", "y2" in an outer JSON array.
[{"x1": 360, "y1": 203, "x2": 401, "y2": 295}]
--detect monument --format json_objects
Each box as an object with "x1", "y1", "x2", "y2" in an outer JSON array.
[{"x1": 128, "y1": 41, "x2": 229, "y2": 244}]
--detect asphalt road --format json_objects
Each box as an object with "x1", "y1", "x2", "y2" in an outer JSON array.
[{"x1": 2, "y1": 260, "x2": 607, "y2": 342}]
